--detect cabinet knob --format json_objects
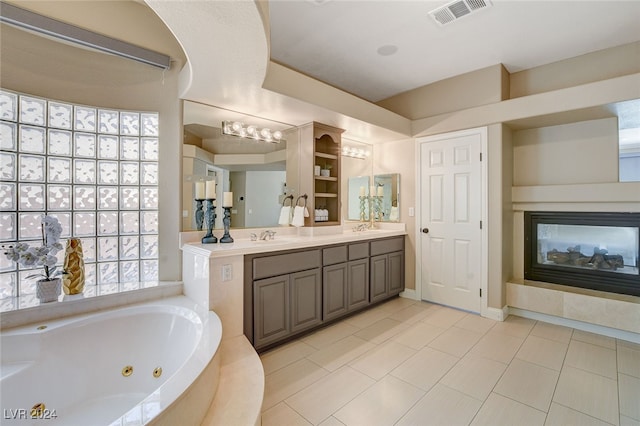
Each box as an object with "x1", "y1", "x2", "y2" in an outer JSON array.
[{"x1": 422, "y1": 228, "x2": 429, "y2": 234}]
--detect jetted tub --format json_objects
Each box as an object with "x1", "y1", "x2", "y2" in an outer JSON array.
[{"x1": 0, "y1": 296, "x2": 222, "y2": 425}]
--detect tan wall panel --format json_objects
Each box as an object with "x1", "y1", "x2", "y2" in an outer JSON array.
[
  {"x1": 376, "y1": 64, "x2": 508, "y2": 120},
  {"x1": 510, "y1": 41, "x2": 640, "y2": 98},
  {"x1": 513, "y1": 118, "x2": 619, "y2": 186}
]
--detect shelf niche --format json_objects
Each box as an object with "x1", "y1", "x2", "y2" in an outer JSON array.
[{"x1": 300, "y1": 122, "x2": 344, "y2": 227}]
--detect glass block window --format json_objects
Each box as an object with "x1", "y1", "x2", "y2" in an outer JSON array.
[{"x1": 0, "y1": 89, "x2": 159, "y2": 298}]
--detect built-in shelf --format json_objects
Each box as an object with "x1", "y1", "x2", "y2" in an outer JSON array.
[
  {"x1": 308, "y1": 122, "x2": 344, "y2": 227},
  {"x1": 314, "y1": 152, "x2": 338, "y2": 160}
]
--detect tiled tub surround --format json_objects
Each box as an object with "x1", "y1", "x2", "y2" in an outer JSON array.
[
  {"x1": 0, "y1": 281, "x2": 182, "y2": 329},
  {"x1": 0, "y1": 296, "x2": 222, "y2": 426}
]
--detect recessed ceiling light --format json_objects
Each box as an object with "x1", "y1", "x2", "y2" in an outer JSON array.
[{"x1": 377, "y1": 45, "x2": 398, "y2": 56}]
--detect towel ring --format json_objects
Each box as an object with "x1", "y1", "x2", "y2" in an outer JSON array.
[
  {"x1": 296, "y1": 194, "x2": 308, "y2": 207},
  {"x1": 282, "y1": 194, "x2": 293, "y2": 207}
]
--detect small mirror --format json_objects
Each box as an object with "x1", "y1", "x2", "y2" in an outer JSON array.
[
  {"x1": 373, "y1": 173, "x2": 400, "y2": 222},
  {"x1": 347, "y1": 176, "x2": 370, "y2": 220}
]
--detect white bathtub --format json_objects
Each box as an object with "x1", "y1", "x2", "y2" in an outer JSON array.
[{"x1": 0, "y1": 296, "x2": 222, "y2": 425}]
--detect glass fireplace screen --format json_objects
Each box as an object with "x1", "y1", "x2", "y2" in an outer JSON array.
[{"x1": 537, "y1": 223, "x2": 639, "y2": 276}]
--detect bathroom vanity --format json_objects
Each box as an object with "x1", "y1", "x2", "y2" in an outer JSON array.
[
  {"x1": 180, "y1": 226, "x2": 406, "y2": 351},
  {"x1": 243, "y1": 235, "x2": 405, "y2": 350}
]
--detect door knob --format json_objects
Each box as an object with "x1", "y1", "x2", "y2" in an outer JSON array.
[{"x1": 422, "y1": 228, "x2": 429, "y2": 234}]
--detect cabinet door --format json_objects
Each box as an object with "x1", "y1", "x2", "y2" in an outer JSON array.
[
  {"x1": 291, "y1": 269, "x2": 322, "y2": 333},
  {"x1": 347, "y1": 258, "x2": 369, "y2": 311},
  {"x1": 388, "y1": 251, "x2": 405, "y2": 295},
  {"x1": 323, "y1": 263, "x2": 348, "y2": 321},
  {"x1": 254, "y1": 275, "x2": 290, "y2": 348},
  {"x1": 370, "y1": 254, "x2": 388, "y2": 303}
]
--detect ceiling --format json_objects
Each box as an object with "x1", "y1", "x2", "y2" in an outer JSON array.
[{"x1": 269, "y1": 0, "x2": 640, "y2": 103}]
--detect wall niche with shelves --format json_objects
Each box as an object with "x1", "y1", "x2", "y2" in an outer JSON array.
[{"x1": 300, "y1": 122, "x2": 344, "y2": 226}]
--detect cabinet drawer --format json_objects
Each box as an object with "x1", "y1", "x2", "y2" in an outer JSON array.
[
  {"x1": 323, "y1": 245, "x2": 347, "y2": 265},
  {"x1": 370, "y1": 236, "x2": 404, "y2": 256},
  {"x1": 253, "y1": 250, "x2": 321, "y2": 279},
  {"x1": 348, "y1": 242, "x2": 369, "y2": 260}
]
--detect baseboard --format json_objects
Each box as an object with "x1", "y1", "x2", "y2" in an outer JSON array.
[
  {"x1": 484, "y1": 305, "x2": 509, "y2": 322},
  {"x1": 400, "y1": 288, "x2": 418, "y2": 300},
  {"x1": 510, "y1": 307, "x2": 640, "y2": 344}
]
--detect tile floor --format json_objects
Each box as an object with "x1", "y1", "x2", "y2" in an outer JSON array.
[{"x1": 259, "y1": 297, "x2": 640, "y2": 426}]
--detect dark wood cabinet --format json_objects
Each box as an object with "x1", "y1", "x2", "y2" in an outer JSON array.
[
  {"x1": 347, "y1": 258, "x2": 369, "y2": 311},
  {"x1": 245, "y1": 236, "x2": 404, "y2": 351},
  {"x1": 323, "y1": 263, "x2": 348, "y2": 321},
  {"x1": 290, "y1": 269, "x2": 323, "y2": 333},
  {"x1": 370, "y1": 254, "x2": 389, "y2": 303},
  {"x1": 253, "y1": 275, "x2": 290, "y2": 348},
  {"x1": 370, "y1": 236, "x2": 405, "y2": 303}
]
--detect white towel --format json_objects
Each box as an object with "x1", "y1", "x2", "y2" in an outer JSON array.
[
  {"x1": 278, "y1": 206, "x2": 292, "y2": 226},
  {"x1": 389, "y1": 206, "x2": 399, "y2": 221},
  {"x1": 291, "y1": 206, "x2": 305, "y2": 227}
]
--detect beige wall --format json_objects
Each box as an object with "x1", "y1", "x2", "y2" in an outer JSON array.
[
  {"x1": 513, "y1": 118, "x2": 619, "y2": 186},
  {"x1": 510, "y1": 41, "x2": 640, "y2": 98},
  {"x1": 373, "y1": 139, "x2": 417, "y2": 290},
  {"x1": 377, "y1": 64, "x2": 509, "y2": 120},
  {"x1": 0, "y1": 3, "x2": 186, "y2": 281}
]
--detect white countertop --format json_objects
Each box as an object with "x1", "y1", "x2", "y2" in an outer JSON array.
[{"x1": 180, "y1": 223, "x2": 407, "y2": 258}]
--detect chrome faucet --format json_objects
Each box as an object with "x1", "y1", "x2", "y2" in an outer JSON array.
[
  {"x1": 352, "y1": 223, "x2": 370, "y2": 232},
  {"x1": 259, "y1": 230, "x2": 276, "y2": 240}
]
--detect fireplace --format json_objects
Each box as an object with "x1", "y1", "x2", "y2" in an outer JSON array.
[{"x1": 524, "y1": 212, "x2": 640, "y2": 297}]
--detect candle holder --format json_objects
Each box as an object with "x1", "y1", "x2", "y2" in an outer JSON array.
[
  {"x1": 194, "y1": 199, "x2": 204, "y2": 231},
  {"x1": 220, "y1": 207, "x2": 234, "y2": 243},
  {"x1": 359, "y1": 195, "x2": 367, "y2": 222},
  {"x1": 201, "y1": 199, "x2": 218, "y2": 244},
  {"x1": 374, "y1": 195, "x2": 383, "y2": 221}
]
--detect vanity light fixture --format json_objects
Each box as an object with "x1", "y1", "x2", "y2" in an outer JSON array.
[
  {"x1": 341, "y1": 145, "x2": 371, "y2": 159},
  {"x1": 221, "y1": 121, "x2": 284, "y2": 143}
]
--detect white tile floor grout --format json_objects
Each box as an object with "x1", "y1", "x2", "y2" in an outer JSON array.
[{"x1": 259, "y1": 297, "x2": 640, "y2": 426}]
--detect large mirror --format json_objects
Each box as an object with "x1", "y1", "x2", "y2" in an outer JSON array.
[
  {"x1": 182, "y1": 101, "x2": 295, "y2": 230},
  {"x1": 374, "y1": 173, "x2": 400, "y2": 222}
]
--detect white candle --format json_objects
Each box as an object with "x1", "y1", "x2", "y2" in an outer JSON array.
[
  {"x1": 195, "y1": 181, "x2": 205, "y2": 199},
  {"x1": 359, "y1": 186, "x2": 365, "y2": 196},
  {"x1": 205, "y1": 180, "x2": 216, "y2": 199},
  {"x1": 223, "y1": 191, "x2": 233, "y2": 207},
  {"x1": 370, "y1": 186, "x2": 375, "y2": 196},
  {"x1": 377, "y1": 186, "x2": 384, "y2": 197}
]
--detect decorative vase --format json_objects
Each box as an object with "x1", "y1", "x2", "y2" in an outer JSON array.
[
  {"x1": 63, "y1": 238, "x2": 85, "y2": 295},
  {"x1": 36, "y1": 278, "x2": 61, "y2": 303}
]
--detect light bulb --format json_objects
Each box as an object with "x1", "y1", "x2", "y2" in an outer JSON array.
[
  {"x1": 232, "y1": 121, "x2": 243, "y2": 132},
  {"x1": 273, "y1": 130, "x2": 282, "y2": 141},
  {"x1": 246, "y1": 125, "x2": 257, "y2": 136}
]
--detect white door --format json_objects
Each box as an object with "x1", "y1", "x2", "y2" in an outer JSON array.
[{"x1": 419, "y1": 130, "x2": 483, "y2": 313}]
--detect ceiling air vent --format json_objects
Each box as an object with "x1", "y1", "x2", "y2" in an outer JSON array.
[{"x1": 429, "y1": 0, "x2": 492, "y2": 26}]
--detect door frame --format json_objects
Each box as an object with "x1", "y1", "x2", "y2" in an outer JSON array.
[{"x1": 414, "y1": 127, "x2": 489, "y2": 318}]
